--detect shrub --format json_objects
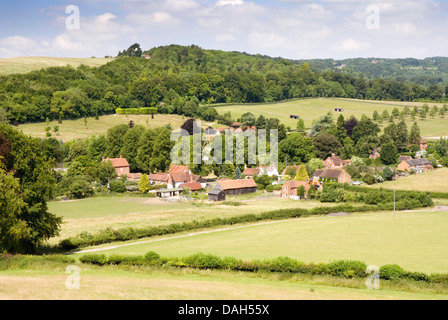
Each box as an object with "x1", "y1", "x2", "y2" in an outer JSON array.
[
  {"x1": 326, "y1": 260, "x2": 367, "y2": 278},
  {"x1": 145, "y1": 251, "x2": 161, "y2": 263},
  {"x1": 79, "y1": 254, "x2": 108, "y2": 266},
  {"x1": 184, "y1": 253, "x2": 225, "y2": 269},
  {"x1": 380, "y1": 264, "x2": 406, "y2": 280},
  {"x1": 266, "y1": 257, "x2": 305, "y2": 273},
  {"x1": 109, "y1": 180, "x2": 127, "y2": 193},
  {"x1": 273, "y1": 185, "x2": 282, "y2": 191},
  {"x1": 266, "y1": 185, "x2": 274, "y2": 193}
]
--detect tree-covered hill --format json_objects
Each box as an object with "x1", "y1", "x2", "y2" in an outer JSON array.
[
  {"x1": 0, "y1": 44, "x2": 447, "y2": 125},
  {"x1": 295, "y1": 57, "x2": 448, "y2": 86}
]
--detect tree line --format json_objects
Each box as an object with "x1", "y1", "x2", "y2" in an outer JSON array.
[{"x1": 0, "y1": 44, "x2": 447, "y2": 125}]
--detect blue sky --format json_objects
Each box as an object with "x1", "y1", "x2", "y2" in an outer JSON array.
[{"x1": 1, "y1": 0, "x2": 448, "y2": 59}]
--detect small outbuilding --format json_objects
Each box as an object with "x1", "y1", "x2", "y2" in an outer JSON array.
[{"x1": 208, "y1": 188, "x2": 226, "y2": 201}]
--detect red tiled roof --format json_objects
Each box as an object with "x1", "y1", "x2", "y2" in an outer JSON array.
[
  {"x1": 103, "y1": 157, "x2": 129, "y2": 168},
  {"x1": 243, "y1": 167, "x2": 260, "y2": 176},
  {"x1": 179, "y1": 182, "x2": 203, "y2": 191},
  {"x1": 326, "y1": 155, "x2": 343, "y2": 166},
  {"x1": 217, "y1": 179, "x2": 257, "y2": 191},
  {"x1": 148, "y1": 173, "x2": 169, "y2": 182},
  {"x1": 169, "y1": 164, "x2": 190, "y2": 175},
  {"x1": 282, "y1": 180, "x2": 310, "y2": 191}
]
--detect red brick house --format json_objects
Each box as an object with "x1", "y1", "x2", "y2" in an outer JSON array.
[
  {"x1": 280, "y1": 180, "x2": 310, "y2": 199},
  {"x1": 419, "y1": 139, "x2": 428, "y2": 150},
  {"x1": 397, "y1": 158, "x2": 433, "y2": 173},
  {"x1": 312, "y1": 169, "x2": 352, "y2": 186},
  {"x1": 324, "y1": 154, "x2": 349, "y2": 169},
  {"x1": 103, "y1": 156, "x2": 130, "y2": 177}
]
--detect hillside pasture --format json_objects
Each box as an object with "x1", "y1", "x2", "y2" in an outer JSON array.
[
  {"x1": 369, "y1": 168, "x2": 448, "y2": 193},
  {"x1": 215, "y1": 98, "x2": 448, "y2": 138},
  {"x1": 0, "y1": 57, "x2": 114, "y2": 75},
  {"x1": 17, "y1": 114, "x2": 186, "y2": 142}
]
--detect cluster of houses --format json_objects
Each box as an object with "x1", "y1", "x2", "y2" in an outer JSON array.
[{"x1": 102, "y1": 144, "x2": 435, "y2": 202}]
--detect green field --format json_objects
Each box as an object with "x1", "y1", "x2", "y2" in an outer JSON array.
[
  {"x1": 75, "y1": 210, "x2": 448, "y2": 274},
  {"x1": 215, "y1": 98, "x2": 448, "y2": 138},
  {"x1": 47, "y1": 194, "x2": 341, "y2": 244},
  {"x1": 369, "y1": 168, "x2": 448, "y2": 193},
  {"x1": 0, "y1": 57, "x2": 114, "y2": 75},
  {"x1": 2, "y1": 262, "x2": 446, "y2": 300},
  {"x1": 17, "y1": 114, "x2": 187, "y2": 142}
]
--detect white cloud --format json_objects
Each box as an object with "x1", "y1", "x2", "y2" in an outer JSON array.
[{"x1": 215, "y1": 0, "x2": 244, "y2": 7}]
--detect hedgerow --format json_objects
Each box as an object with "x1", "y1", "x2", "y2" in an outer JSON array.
[{"x1": 76, "y1": 251, "x2": 448, "y2": 285}]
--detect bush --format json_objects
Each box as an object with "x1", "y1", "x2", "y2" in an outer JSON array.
[
  {"x1": 184, "y1": 253, "x2": 225, "y2": 269},
  {"x1": 145, "y1": 251, "x2": 161, "y2": 263},
  {"x1": 79, "y1": 254, "x2": 108, "y2": 266},
  {"x1": 380, "y1": 264, "x2": 406, "y2": 280},
  {"x1": 109, "y1": 180, "x2": 127, "y2": 193},
  {"x1": 266, "y1": 257, "x2": 305, "y2": 273},
  {"x1": 326, "y1": 260, "x2": 367, "y2": 278},
  {"x1": 266, "y1": 185, "x2": 274, "y2": 193}
]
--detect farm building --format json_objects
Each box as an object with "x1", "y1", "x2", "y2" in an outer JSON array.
[
  {"x1": 208, "y1": 179, "x2": 257, "y2": 200},
  {"x1": 102, "y1": 156, "x2": 130, "y2": 177},
  {"x1": 156, "y1": 188, "x2": 183, "y2": 199},
  {"x1": 397, "y1": 158, "x2": 433, "y2": 173},
  {"x1": 312, "y1": 169, "x2": 352, "y2": 186},
  {"x1": 208, "y1": 189, "x2": 226, "y2": 201}
]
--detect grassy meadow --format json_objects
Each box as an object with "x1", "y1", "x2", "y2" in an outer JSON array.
[
  {"x1": 47, "y1": 194, "x2": 343, "y2": 244},
  {"x1": 0, "y1": 57, "x2": 114, "y2": 76},
  {"x1": 215, "y1": 98, "x2": 448, "y2": 138},
  {"x1": 17, "y1": 114, "x2": 187, "y2": 142},
  {"x1": 71, "y1": 210, "x2": 448, "y2": 274},
  {"x1": 369, "y1": 168, "x2": 448, "y2": 193},
  {"x1": 2, "y1": 261, "x2": 447, "y2": 300}
]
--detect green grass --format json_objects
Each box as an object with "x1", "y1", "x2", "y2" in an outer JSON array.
[
  {"x1": 369, "y1": 168, "x2": 448, "y2": 193},
  {"x1": 215, "y1": 98, "x2": 448, "y2": 138},
  {"x1": 17, "y1": 114, "x2": 186, "y2": 142},
  {"x1": 0, "y1": 57, "x2": 114, "y2": 76},
  {"x1": 79, "y1": 211, "x2": 448, "y2": 274},
  {"x1": 48, "y1": 194, "x2": 341, "y2": 244},
  {"x1": 1, "y1": 258, "x2": 447, "y2": 300}
]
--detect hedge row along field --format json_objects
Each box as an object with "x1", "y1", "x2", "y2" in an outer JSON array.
[
  {"x1": 78, "y1": 251, "x2": 448, "y2": 285},
  {"x1": 59, "y1": 187, "x2": 433, "y2": 251}
]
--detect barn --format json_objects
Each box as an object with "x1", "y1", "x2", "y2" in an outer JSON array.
[{"x1": 208, "y1": 188, "x2": 226, "y2": 201}]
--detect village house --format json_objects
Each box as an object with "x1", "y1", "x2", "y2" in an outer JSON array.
[
  {"x1": 243, "y1": 163, "x2": 279, "y2": 178},
  {"x1": 312, "y1": 169, "x2": 352, "y2": 187},
  {"x1": 398, "y1": 155, "x2": 413, "y2": 163},
  {"x1": 419, "y1": 139, "x2": 428, "y2": 150},
  {"x1": 102, "y1": 156, "x2": 130, "y2": 177},
  {"x1": 179, "y1": 182, "x2": 204, "y2": 192},
  {"x1": 148, "y1": 164, "x2": 206, "y2": 189},
  {"x1": 397, "y1": 158, "x2": 433, "y2": 173},
  {"x1": 280, "y1": 180, "x2": 310, "y2": 199},
  {"x1": 324, "y1": 154, "x2": 350, "y2": 169},
  {"x1": 208, "y1": 179, "x2": 257, "y2": 201}
]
